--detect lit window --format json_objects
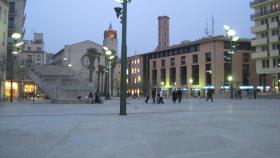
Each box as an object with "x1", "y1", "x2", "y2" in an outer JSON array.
[
  {"x1": 137, "y1": 59, "x2": 140, "y2": 64},
  {"x1": 132, "y1": 69, "x2": 134, "y2": 74},
  {"x1": 138, "y1": 76, "x2": 141, "y2": 82},
  {"x1": 134, "y1": 78, "x2": 137, "y2": 84},
  {"x1": 138, "y1": 69, "x2": 140, "y2": 73},
  {"x1": 126, "y1": 69, "x2": 128, "y2": 75}
]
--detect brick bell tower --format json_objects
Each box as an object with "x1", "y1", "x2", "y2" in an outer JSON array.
[
  {"x1": 103, "y1": 23, "x2": 118, "y2": 53},
  {"x1": 157, "y1": 16, "x2": 170, "y2": 50},
  {"x1": 103, "y1": 23, "x2": 118, "y2": 97}
]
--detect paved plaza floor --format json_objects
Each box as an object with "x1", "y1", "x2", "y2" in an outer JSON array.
[{"x1": 0, "y1": 99, "x2": 280, "y2": 158}]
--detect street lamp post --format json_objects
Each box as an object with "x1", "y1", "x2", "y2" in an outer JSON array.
[
  {"x1": 228, "y1": 75, "x2": 233, "y2": 99},
  {"x1": 102, "y1": 47, "x2": 116, "y2": 99},
  {"x1": 114, "y1": 0, "x2": 131, "y2": 115},
  {"x1": 223, "y1": 25, "x2": 239, "y2": 99},
  {"x1": 189, "y1": 79, "x2": 193, "y2": 97},
  {"x1": 10, "y1": 32, "x2": 23, "y2": 102}
]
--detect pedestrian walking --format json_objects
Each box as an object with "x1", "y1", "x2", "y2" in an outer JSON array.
[
  {"x1": 172, "y1": 90, "x2": 177, "y2": 103},
  {"x1": 253, "y1": 88, "x2": 257, "y2": 99},
  {"x1": 206, "y1": 89, "x2": 213, "y2": 102},
  {"x1": 145, "y1": 90, "x2": 150, "y2": 104},
  {"x1": 159, "y1": 89, "x2": 164, "y2": 104},
  {"x1": 238, "y1": 89, "x2": 242, "y2": 99},
  {"x1": 177, "y1": 89, "x2": 183, "y2": 103},
  {"x1": 95, "y1": 91, "x2": 101, "y2": 103},
  {"x1": 157, "y1": 89, "x2": 160, "y2": 104},
  {"x1": 152, "y1": 89, "x2": 156, "y2": 104},
  {"x1": 88, "y1": 91, "x2": 94, "y2": 104}
]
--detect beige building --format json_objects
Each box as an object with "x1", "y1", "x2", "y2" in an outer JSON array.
[
  {"x1": 250, "y1": 0, "x2": 280, "y2": 92},
  {"x1": 0, "y1": 0, "x2": 9, "y2": 100},
  {"x1": 5, "y1": 0, "x2": 26, "y2": 101},
  {"x1": 148, "y1": 36, "x2": 262, "y2": 96},
  {"x1": 0, "y1": 0, "x2": 8, "y2": 56},
  {"x1": 19, "y1": 33, "x2": 46, "y2": 67}
]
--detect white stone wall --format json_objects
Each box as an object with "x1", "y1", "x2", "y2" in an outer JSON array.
[{"x1": 56, "y1": 40, "x2": 106, "y2": 84}]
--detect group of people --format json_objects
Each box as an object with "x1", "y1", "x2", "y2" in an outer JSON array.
[
  {"x1": 145, "y1": 88, "x2": 215, "y2": 104},
  {"x1": 172, "y1": 89, "x2": 183, "y2": 103},
  {"x1": 145, "y1": 88, "x2": 164, "y2": 104},
  {"x1": 87, "y1": 91, "x2": 102, "y2": 104}
]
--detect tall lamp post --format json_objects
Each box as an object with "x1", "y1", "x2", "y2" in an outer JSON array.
[
  {"x1": 223, "y1": 25, "x2": 239, "y2": 99},
  {"x1": 114, "y1": 0, "x2": 131, "y2": 115},
  {"x1": 10, "y1": 32, "x2": 23, "y2": 102},
  {"x1": 189, "y1": 79, "x2": 193, "y2": 97},
  {"x1": 102, "y1": 47, "x2": 115, "y2": 98}
]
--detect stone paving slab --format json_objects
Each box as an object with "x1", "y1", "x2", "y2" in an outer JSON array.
[{"x1": 0, "y1": 99, "x2": 280, "y2": 158}]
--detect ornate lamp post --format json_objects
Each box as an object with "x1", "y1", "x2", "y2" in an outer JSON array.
[
  {"x1": 224, "y1": 25, "x2": 239, "y2": 99},
  {"x1": 114, "y1": 0, "x2": 131, "y2": 115}
]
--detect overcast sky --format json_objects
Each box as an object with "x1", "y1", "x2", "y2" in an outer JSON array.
[{"x1": 24, "y1": 0, "x2": 254, "y2": 56}]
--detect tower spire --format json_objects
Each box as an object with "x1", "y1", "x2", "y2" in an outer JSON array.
[{"x1": 109, "y1": 23, "x2": 113, "y2": 30}]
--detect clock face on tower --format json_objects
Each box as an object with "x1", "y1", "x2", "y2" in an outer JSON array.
[{"x1": 81, "y1": 55, "x2": 91, "y2": 69}]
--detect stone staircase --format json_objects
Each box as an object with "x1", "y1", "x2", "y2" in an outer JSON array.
[{"x1": 28, "y1": 65, "x2": 95, "y2": 103}]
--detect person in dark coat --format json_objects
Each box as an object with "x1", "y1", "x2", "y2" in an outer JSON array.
[
  {"x1": 206, "y1": 89, "x2": 213, "y2": 102},
  {"x1": 152, "y1": 89, "x2": 156, "y2": 104},
  {"x1": 95, "y1": 91, "x2": 101, "y2": 103},
  {"x1": 145, "y1": 90, "x2": 150, "y2": 104},
  {"x1": 157, "y1": 89, "x2": 160, "y2": 104},
  {"x1": 177, "y1": 89, "x2": 183, "y2": 103},
  {"x1": 172, "y1": 90, "x2": 177, "y2": 103}
]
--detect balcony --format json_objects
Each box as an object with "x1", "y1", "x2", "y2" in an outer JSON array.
[
  {"x1": 250, "y1": 0, "x2": 269, "y2": 8},
  {"x1": 251, "y1": 7, "x2": 280, "y2": 20},
  {"x1": 251, "y1": 38, "x2": 268, "y2": 46},
  {"x1": 251, "y1": 51, "x2": 268, "y2": 59},
  {"x1": 251, "y1": 24, "x2": 267, "y2": 33},
  {"x1": 270, "y1": 49, "x2": 280, "y2": 57},
  {"x1": 269, "y1": 36, "x2": 280, "y2": 43},
  {"x1": 269, "y1": 21, "x2": 280, "y2": 29}
]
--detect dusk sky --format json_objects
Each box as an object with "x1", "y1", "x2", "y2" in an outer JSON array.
[{"x1": 24, "y1": 0, "x2": 254, "y2": 56}]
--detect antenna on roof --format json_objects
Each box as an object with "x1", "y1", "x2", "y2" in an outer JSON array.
[
  {"x1": 211, "y1": 15, "x2": 215, "y2": 37},
  {"x1": 204, "y1": 18, "x2": 209, "y2": 37}
]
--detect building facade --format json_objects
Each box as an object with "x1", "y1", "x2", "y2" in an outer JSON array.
[
  {"x1": 5, "y1": 0, "x2": 26, "y2": 101},
  {"x1": 148, "y1": 36, "x2": 263, "y2": 96},
  {"x1": 19, "y1": 33, "x2": 46, "y2": 67},
  {"x1": 0, "y1": 0, "x2": 8, "y2": 56},
  {"x1": 52, "y1": 40, "x2": 105, "y2": 84},
  {"x1": 250, "y1": 0, "x2": 280, "y2": 92},
  {"x1": 126, "y1": 55, "x2": 144, "y2": 96},
  {"x1": 0, "y1": 0, "x2": 9, "y2": 100},
  {"x1": 123, "y1": 15, "x2": 271, "y2": 98}
]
